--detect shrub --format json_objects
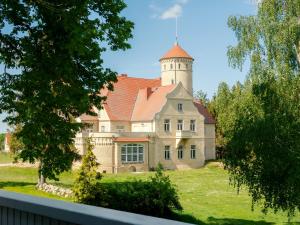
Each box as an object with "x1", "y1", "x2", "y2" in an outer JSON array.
[
  {"x1": 73, "y1": 138, "x2": 105, "y2": 205},
  {"x1": 74, "y1": 162, "x2": 182, "y2": 217}
]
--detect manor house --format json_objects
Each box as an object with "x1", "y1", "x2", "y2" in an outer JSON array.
[{"x1": 75, "y1": 42, "x2": 216, "y2": 173}]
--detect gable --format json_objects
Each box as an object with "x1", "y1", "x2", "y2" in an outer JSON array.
[{"x1": 166, "y1": 82, "x2": 193, "y2": 100}]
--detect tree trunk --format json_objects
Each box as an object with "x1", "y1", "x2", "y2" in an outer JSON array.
[{"x1": 38, "y1": 160, "x2": 46, "y2": 185}]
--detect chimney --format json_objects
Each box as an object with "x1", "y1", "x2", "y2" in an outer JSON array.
[{"x1": 146, "y1": 87, "x2": 153, "y2": 99}]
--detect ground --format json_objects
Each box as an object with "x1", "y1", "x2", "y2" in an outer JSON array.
[{"x1": 0, "y1": 153, "x2": 299, "y2": 225}]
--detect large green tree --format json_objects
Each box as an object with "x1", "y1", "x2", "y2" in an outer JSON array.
[
  {"x1": 0, "y1": 0, "x2": 133, "y2": 184},
  {"x1": 225, "y1": 0, "x2": 300, "y2": 216}
]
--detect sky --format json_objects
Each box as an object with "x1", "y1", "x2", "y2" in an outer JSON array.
[{"x1": 0, "y1": 0, "x2": 259, "y2": 133}]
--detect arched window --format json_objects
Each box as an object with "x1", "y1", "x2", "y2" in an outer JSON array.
[
  {"x1": 170, "y1": 64, "x2": 173, "y2": 69},
  {"x1": 121, "y1": 144, "x2": 144, "y2": 163}
]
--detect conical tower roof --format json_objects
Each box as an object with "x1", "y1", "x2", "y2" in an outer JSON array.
[{"x1": 160, "y1": 43, "x2": 193, "y2": 61}]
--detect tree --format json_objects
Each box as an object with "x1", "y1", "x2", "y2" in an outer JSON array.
[
  {"x1": 226, "y1": 0, "x2": 300, "y2": 216},
  {"x1": 0, "y1": 133, "x2": 4, "y2": 151},
  {"x1": 0, "y1": 0, "x2": 134, "y2": 184},
  {"x1": 194, "y1": 90, "x2": 209, "y2": 107},
  {"x1": 73, "y1": 138, "x2": 103, "y2": 204},
  {"x1": 9, "y1": 125, "x2": 24, "y2": 156}
]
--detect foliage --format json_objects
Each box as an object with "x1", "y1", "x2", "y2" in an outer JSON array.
[
  {"x1": 1, "y1": 164, "x2": 300, "y2": 224},
  {"x1": 0, "y1": 133, "x2": 4, "y2": 151},
  {"x1": 194, "y1": 90, "x2": 209, "y2": 107},
  {"x1": 73, "y1": 138, "x2": 103, "y2": 204},
  {"x1": 0, "y1": 0, "x2": 134, "y2": 182},
  {"x1": 225, "y1": 0, "x2": 300, "y2": 216},
  {"x1": 9, "y1": 125, "x2": 24, "y2": 156},
  {"x1": 74, "y1": 163, "x2": 182, "y2": 217}
]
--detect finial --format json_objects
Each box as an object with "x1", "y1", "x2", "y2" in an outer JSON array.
[{"x1": 175, "y1": 16, "x2": 178, "y2": 45}]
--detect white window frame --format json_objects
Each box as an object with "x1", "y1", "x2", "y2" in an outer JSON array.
[
  {"x1": 177, "y1": 119, "x2": 183, "y2": 131},
  {"x1": 178, "y1": 103, "x2": 183, "y2": 112},
  {"x1": 164, "y1": 119, "x2": 170, "y2": 132},
  {"x1": 190, "y1": 120, "x2": 196, "y2": 132},
  {"x1": 164, "y1": 145, "x2": 171, "y2": 160},
  {"x1": 191, "y1": 145, "x2": 196, "y2": 159},
  {"x1": 178, "y1": 145, "x2": 183, "y2": 159},
  {"x1": 121, "y1": 144, "x2": 144, "y2": 163}
]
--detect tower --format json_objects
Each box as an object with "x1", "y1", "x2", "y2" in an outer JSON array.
[{"x1": 159, "y1": 43, "x2": 194, "y2": 94}]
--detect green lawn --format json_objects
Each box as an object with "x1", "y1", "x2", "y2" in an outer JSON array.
[
  {"x1": 0, "y1": 163, "x2": 299, "y2": 225},
  {"x1": 0, "y1": 152, "x2": 13, "y2": 164}
]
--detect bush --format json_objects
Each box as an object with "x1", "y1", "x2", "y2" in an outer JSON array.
[
  {"x1": 74, "y1": 163, "x2": 182, "y2": 217},
  {"x1": 73, "y1": 138, "x2": 105, "y2": 205}
]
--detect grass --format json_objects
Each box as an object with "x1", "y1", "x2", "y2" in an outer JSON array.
[
  {"x1": 0, "y1": 163, "x2": 299, "y2": 225},
  {"x1": 0, "y1": 152, "x2": 13, "y2": 164}
]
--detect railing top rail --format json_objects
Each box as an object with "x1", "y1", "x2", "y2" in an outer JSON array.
[{"x1": 0, "y1": 190, "x2": 193, "y2": 225}]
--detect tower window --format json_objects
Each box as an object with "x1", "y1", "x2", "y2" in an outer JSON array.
[
  {"x1": 164, "y1": 64, "x2": 166, "y2": 70},
  {"x1": 178, "y1": 63, "x2": 181, "y2": 69},
  {"x1": 186, "y1": 64, "x2": 188, "y2": 69},
  {"x1": 170, "y1": 64, "x2": 173, "y2": 69}
]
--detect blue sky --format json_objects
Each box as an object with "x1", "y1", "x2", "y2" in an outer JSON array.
[{"x1": 0, "y1": 0, "x2": 258, "y2": 133}]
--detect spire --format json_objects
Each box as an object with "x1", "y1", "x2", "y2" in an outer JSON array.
[{"x1": 175, "y1": 16, "x2": 178, "y2": 45}]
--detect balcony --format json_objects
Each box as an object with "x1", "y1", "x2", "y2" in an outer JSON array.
[
  {"x1": 176, "y1": 130, "x2": 192, "y2": 138},
  {"x1": 176, "y1": 130, "x2": 192, "y2": 148},
  {"x1": 0, "y1": 190, "x2": 192, "y2": 225}
]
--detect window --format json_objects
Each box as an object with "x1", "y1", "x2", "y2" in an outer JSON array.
[
  {"x1": 178, "y1": 145, "x2": 183, "y2": 159},
  {"x1": 164, "y1": 145, "x2": 171, "y2": 160},
  {"x1": 177, "y1": 120, "x2": 183, "y2": 130},
  {"x1": 164, "y1": 119, "x2": 170, "y2": 132},
  {"x1": 101, "y1": 126, "x2": 105, "y2": 132},
  {"x1": 178, "y1": 63, "x2": 181, "y2": 69},
  {"x1": 170, "y1": 64, "x2": 173, "y2": 69},
  {"x1": 190, "y1": 120, "x2": 196, "y2": 131},
  {"x1": 186, "y1": 63, "x2": 188, "y2": 69},
  {"x1": 121, "y1": 144, "x2": 144, "y2": 163},
  {"x1": 164, "y1": 64, "x2": 166, "y2": 70},
  {"x1": 178, "y1": 103, "x2": 183, "y2": 112},
  {"x1": 191, "y1": 145, "x2": 196, "y2": 159},
  {"x1": 171, "y1": 79, "x2": 175, "y2": 84}
]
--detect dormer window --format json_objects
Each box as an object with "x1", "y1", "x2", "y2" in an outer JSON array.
[{"x1": 178, "y1": 103, "x2": 183, "y2": 112}]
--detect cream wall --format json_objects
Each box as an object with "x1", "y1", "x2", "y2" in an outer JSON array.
[
  {"x1": 153, "y1": 137, "x2": 205, "y2": 170},
  {"x1": 110, "y1": 121, "x2": 131, "y2": 132},
  {"x1": 131, "y1": 121, "x2": 154, "y2": 132},
  {"x1": 160, "y1": 58, "x2": 193, "y2": 94},
  {"x1": 204, "y1": 124, "x2": 216, "y2": 160}
]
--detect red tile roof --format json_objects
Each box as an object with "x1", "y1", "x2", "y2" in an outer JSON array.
[
  {"x1": 160, "y1": 43, "x2": 193, "y2": 61},
  {"x1": 101, "y1": 75, "x2": 161, "y2": 121},
  {"x1": 79, "y1": 114, "x2": 99, "y2": 121},
  {"x1": 131, "y1": 84, "x2": 176, "y2": 121},
  {"x1": 193, "y1": 101, "x2": 215, "y2": 124},
  {"x1": 113, "y1": 137, "x2": 149, "y2": 142}
]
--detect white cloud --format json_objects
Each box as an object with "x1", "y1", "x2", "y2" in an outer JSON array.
[{"x1": 160, "y1": 4, "x2": 182, "y2": 20}]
